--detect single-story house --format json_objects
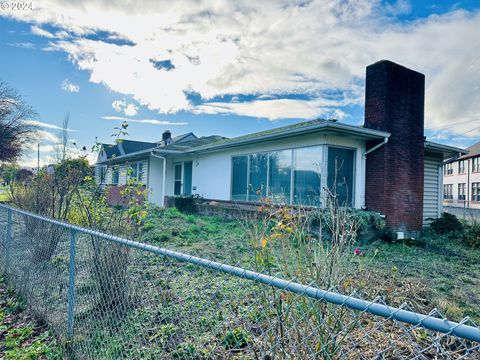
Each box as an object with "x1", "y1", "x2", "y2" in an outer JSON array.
[{"x1": 95, "y1": 60, "x2": 467, "y2": 235}]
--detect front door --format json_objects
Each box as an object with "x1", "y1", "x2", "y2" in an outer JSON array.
[{"x1": 174, "y1": 161, "x2": 193, "y2": 196}]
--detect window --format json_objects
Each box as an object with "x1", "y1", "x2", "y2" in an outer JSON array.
[
  {"x1": 327, "y1": 147, "x2": 355, "y2": 207},
  {"x1": 472, "y1": 183, "x2": 480, "y2": 202},
  {"x1": 232, "y1": 156, "x2": 248, "y2": 201},
  {"x1": 473, "y1": 157, "x2": 480, "y2": 173},
  {"x1": 293, "y1": 146, "x2": 322, "y2": 206},
  {"x1": 129, "y1": 162, "x2": 144, "y2": 182},
  {"x1": 230, "y1": 144, "x2": 355, "y2": 207},
  {"x1": 458, "y1": 160, "x2": 466, "y2": 174},
  {"x1": 174, "y1": 164, "x2": 182, "y2": 195},
  {"x1": 97, "y1": 165, "x2": 107, "y2": 184},
  {"x1": 111, "y1": 166, "x2": 119, "y2": 185},
  {"x1": 248, "y1": 153, "x2": 268, "y2": 201},
  {"x1": 458, "y1": 183, "x2": 466, "y2": 201},
  {"x1": 268, "y1": 150, "x2": 292, "y2": 203},
  {"x1": 444, "y1": 163, "x2": 453, "y2": 175},
  {"x1": 443, "y1": 184, "x2": 453, "y2": 199}
]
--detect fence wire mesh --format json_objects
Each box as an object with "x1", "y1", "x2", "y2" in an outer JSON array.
[{"x1": 0, "y1": 204, "x2": 479, "y2": 359}]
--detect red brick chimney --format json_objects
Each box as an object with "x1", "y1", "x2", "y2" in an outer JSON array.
[{"x1": 363, "y1": 60, "x2": 425, "y2": 234}]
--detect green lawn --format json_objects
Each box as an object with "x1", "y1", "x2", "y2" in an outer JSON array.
[{"x1": 0, "y1": 187, "x2": 10, "y2": 202}]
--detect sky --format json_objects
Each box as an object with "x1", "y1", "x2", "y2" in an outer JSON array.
[{"x1": 0, "y1": 0, "x2": 480, "y2": 167}]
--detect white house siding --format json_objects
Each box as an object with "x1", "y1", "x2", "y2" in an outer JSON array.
[
  {"x1": 423, "y1": 155, "x2": 442, "y2": 226},
  {"x1": 161, "y1": 133, "x2": 367, "y2": 209}
]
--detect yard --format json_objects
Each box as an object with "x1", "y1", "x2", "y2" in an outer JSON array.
[
  {"x1": 138, "y1": 208, "x2": 480, "y2": 324},
  {"x1": 1, "y1": 204, "x2": 479, "y2": 358}
]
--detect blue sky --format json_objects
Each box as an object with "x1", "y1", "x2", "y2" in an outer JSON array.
[{"x1": 1, "y1": 0, "x2": 480, "y2": 167}]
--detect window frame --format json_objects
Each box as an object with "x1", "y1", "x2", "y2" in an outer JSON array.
[
  {"x1": 472, "y1": 182, "x2": 480, "y2": 202},
  {"x1": 473, "y1": 157, "x2": 480, "y2": 173},
  {"x1": 458, "y1": 160, "x2": 466, "y2": 174},
  {"x1": 128, "y1": 161, "x2": 144, "y2": 182},
  {"x1": 111, "y1": 165, "x2": 120, "y2": 185}
]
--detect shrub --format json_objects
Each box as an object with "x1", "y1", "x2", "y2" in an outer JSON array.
[
  {"x1": 464, "y1": 222, "x2": 480, "y2": 248},
  {"x1": 430, "y1": 212, "x2": 464, "y2": 235},
  {"x1": 172, "y1": 195, "x2": 200, "y2": 214}
]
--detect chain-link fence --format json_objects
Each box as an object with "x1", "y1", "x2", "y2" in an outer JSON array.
[{"x1": 0, "y1": 204, "x2": 479, "y2": 359}]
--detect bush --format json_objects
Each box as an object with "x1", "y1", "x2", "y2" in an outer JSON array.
[
  {"x1": 464, "y1": 222, "x2": 480, "y2": 248},
  {"x1": 172, "y1": 195, "x2": 200, "y2": 214},
  {"x1": 430, "y1": 212, "x2": 464, "y2": 236}
]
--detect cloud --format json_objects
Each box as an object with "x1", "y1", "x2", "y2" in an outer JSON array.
[
  {"x1": 24, "y1": 119, "x2": 78, "y2": 132},
  {"x1": 61, "y1": 79, "x2": 80, "y2": 93},
  {"x1": 31, "y1": 25, "x2": 55, "y2": 38},
  {"x1": 112, "y1": 99, "x2": 138, "y2": 116},
  {"x1": 195, "y1": 98, "x2": 349, "y2": 120},
  {"x1": 31, "y1": 130, "x2": 60, "y2": 143},
  {"x1": 2, "y1": 1, "x2": 480, "y2": 134},
  {"x1": 8, "y1": 42, "x2": 35, "y2": 49},
  {"x1": 102, "y1": 115, "x2": 188, "y2": 125}
]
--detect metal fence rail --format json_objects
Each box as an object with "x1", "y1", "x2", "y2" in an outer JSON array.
[{"x1": 0, "y1": 203, "x2": 479, "y2": 359}]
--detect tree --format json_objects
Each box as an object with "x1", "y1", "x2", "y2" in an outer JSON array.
[{"x1": 0, "y1": 80, "x2": 36, "y2": 162}]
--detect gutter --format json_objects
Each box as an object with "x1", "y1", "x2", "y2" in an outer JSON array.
[
  {"x1": 363, "y1": 136, "x2": 389, "y2": 159},
  {"x1": 150, "y1": 152, "x2": 167, "y2": 207}
]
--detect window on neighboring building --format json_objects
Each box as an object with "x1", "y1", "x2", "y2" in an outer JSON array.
[
  {"x1": 129, "y1": 162, "x2": 144, "y2": 182},
  {"x1": 444, "y1": 163, "x2": 453, "y2": 175},
  {"x1": 111, "y1": 166, "x2": 119, "y2": 185},
  {"x1": 458, "y1": 160, "x2": 466, "y2": 174},
  {"x1": 472, "y1": 182, "x2": 480, "y2": 202},
  {"x1": 443, "y1": 184, "x2": 453, "y2": 199},
  {"x1": 473, "y1": 157, "x2": 480, "y2": 173},
  {"x1": 458, "y1": 183, "x2": 466, "y2": 201}
]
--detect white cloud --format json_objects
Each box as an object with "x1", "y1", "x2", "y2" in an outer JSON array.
[
  {"x1": 195, "y1": 98, "x2": 349, "y2": 120},
  {"x1": 8, "y1": 42, "x2": 35, "y2": 49},
  {"x1": 102, "y1": 115, "x2": 187, "y2": 125},
  {"x1": 61, "y1": 79, "x2": 80, "y2": 93},
  {"x1": 32, "y1": 130, "x2": 60, "y2": 143},
  {"x1": 31, "y1": 25, "x2": 55, "y2": 38},
  {"x1": 24, "y1": 119, "x2": 77, "y2": 132},
  {"x1": 2, "y1": 1, "x2": 480, "y2": 134},
  {"x1": 112, "y1": 99, "x2": 138, "y2": 116}
]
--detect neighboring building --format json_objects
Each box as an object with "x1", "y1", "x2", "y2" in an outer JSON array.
[
  {"x1": 443, "y1": 142, "x2": 480, "y2": 209},
  {"x1": 95, "y1": 60, "x2": 466, "y2": 235}
]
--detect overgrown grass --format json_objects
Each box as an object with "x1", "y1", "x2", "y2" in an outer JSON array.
[
  {"x1": 141, "y1": 207, "x2": 480, "y2": 323},
  {"x1": 0, "y1": 276, "x2": 61, "y2": 359}
]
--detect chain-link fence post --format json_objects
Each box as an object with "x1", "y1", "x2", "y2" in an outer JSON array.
[
  {"x1": 5, "y1": 208, "x2": 12, "y2": 272},
  {"x1": 67, "y1": 228, "x2": 77, "y2": 338}
]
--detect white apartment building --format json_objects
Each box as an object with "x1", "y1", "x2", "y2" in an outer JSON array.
[{"x1": 443, "y1": 142, "x2": 480, "y2": 208}]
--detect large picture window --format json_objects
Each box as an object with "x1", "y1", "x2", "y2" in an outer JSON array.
[
  {"x1": 232, "y1": 156, "x2": 248, "y2": 201},
  {"x1": 269, "y1": 150, "x2": 292, "y2": 203},
  {"x1": 327, "y1": 147, "x2": 355, "y2": 207},
  {"x1": 293, "y1": 147, "x2": 322, "y2": 206},
  {"x1": 230, "y1": 145, "x2": 355, "y2": 207},
  {"x1": 248, "y1": 153, "x2": 268, "y2": 201}
]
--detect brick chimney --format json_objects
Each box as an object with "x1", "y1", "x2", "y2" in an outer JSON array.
[
  {"x1": 162, "y1": 130, "x2": 172, "y2": 144},
  {"x1": 363, "y1": 60, "x2": 425, "y2": 234}
]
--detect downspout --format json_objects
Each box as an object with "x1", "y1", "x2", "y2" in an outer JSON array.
[
  {"x1": 363, "y1": 136, "x2": 389, "y2": 159},
  {"x1": 151, "y1": 152, "x2": 167, "y2": 207}
]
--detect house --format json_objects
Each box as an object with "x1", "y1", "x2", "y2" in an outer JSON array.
[
  {"x1": 443, "y1": 142, "x2": 480, "y2": 209},
  {"x1": 95, "y1": 60, "x2": 467, "y2": 235}
]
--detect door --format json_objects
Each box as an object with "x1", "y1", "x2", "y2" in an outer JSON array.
[{"x1": 174, "y1": 162, "x2": 193, "y2": 196}]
